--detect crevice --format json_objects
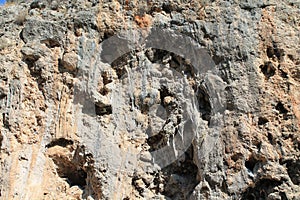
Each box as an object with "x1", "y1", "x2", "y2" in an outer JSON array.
[
  {"x1": 22, "y1": 57, "x2": 47, "y2": 98},
  {"x1": 221, "y1": 180, "x2": 229, "y2": 194},
  {"x1": 98, "y1": 71, "x2": 114, "y2": 96},
  {"x1": 2, "y1": 112, "x2": 10, "y2": 130},
  {"x1": 41, "y1": 39, "x2": 61, "y2": 48},
  {"x1": 241, "y1": 179, "x2": 282, "y2": 199},
  {"x1": 161, "y1": 145, "x2": 199, "y2": 199},
  {"x1": 279, "y1": 192, "x2": 288, "y2": 200},
  {"x1": 278, "y1": 65, "x2": 288, "y2": 78},
  {"x1": 132, "y1": 176, "x2": 145, "y2": 197},
  {"x1": 224, "y1": 86, "x2": 235, "y2": 111},
  {"x1": 19, "y1": 28, "x2": 25, "y2": 43},
  {"x1": 110, "y1": 52, "x2": 132, "y2": 79},
  {"x1": 267, "y1": 132, "x2": 274, "y2": 144},
  {"x1": 282, "y1": 159, "x2": 300, "y2": 185},
  {"x1": 197, "y1": 86, "x2": 211, "y2": 121},
  {"x1": 0, "y1": 133, "x2": 3, "y2": 150}
]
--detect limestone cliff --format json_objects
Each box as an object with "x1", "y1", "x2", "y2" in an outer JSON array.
[{"x1": 0, "y1": 0, "x2": 299, "y2": 199}]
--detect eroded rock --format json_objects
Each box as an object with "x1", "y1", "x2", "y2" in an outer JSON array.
[{"x1": 0, "y1": 0, "x2": 299, "y2": 199}]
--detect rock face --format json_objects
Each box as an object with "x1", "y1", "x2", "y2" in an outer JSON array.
[{"x1": 0, "y1": 0, "x2": 299, "y2": 199}]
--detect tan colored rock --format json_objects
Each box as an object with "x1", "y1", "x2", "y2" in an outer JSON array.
[
  {"x1": 0, "y1": 0, "x2": 299, "y2": 200},
  {"x1": 62, "y1": 52, "x2": 78, "y2": 72}
]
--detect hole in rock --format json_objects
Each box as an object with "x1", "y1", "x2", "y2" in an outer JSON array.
[
  {"x1": 275, "y1": 102, "x2": 288, "y2": 114},
  {"x1": 145, "y1": 48, "x2": 169, "y2": 63},
  {"x1": 287, "y1": 54, "x2": 295, "y2": 61},
  {"x1": 145, "y1": 86, "x2": 180, "y2": 151},
  {"x1": 245, "y1": 155, "x2": 258, "y2": 173},
  {"x1": 30, "y1": 0, "x2": 47, "y2": 9},
  {"x1": 103, "y1": 29, "x2": 114, "y2": 40},
  {"x1": 62, "y1": 168, "x2": 87, "y2": 188},
  {"x1": 146, "y1": 133, "x2": 164, "y2": 152},
  {"x1": 132, "y1": 176, "x2": 145, "y2": 197},
  {"x1": 258, "y1": 117, "x2": 269, "y2": 125},
  {"x1": 95, "y1": 104, "x2": 112, "y2": 116},
  {"x1": 101, "y1": 36, "x2": 132, "y2": 71},
  {"x1": 80, "y1": 96, "x2": 112, "y2": 116},
  {"x1": 23, "y1": 58, "x2": 38, "y2": 70},
  {"x1": 162, "y1": 3, "x2": 176, "y2": 13},
  {"x1": 46, "y1": 138, "x2": 74, "y2": 148},
  {"x1": 0, "y1": 92, "x2": 5, "y2": 99},
  {"x1": 48, "y1": 146, "x2": 93, "y2": 190},
  {"x1": 260, "y1": 62, "x2": 276, "y2": 78},
  {"x1": 266, "y1": 45, "x2": 284, "y2": 59}
]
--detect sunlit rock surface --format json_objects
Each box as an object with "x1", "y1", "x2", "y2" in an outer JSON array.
[{"x1": 0, "y1": 0, "x2": 299, "y2": 199}]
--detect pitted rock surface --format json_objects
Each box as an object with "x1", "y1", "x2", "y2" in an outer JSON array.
[{"x1": 0, "y1": 0, "x2": 299, "y2": 199}]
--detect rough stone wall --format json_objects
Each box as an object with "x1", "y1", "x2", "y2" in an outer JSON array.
[{"x1": 0, "y1": 0, "x2": 299, "y2": 199}]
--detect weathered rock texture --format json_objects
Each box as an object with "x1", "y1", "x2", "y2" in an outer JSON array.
[{"x1": 0, "y1": 0, "x2": 299, "y2": 199}]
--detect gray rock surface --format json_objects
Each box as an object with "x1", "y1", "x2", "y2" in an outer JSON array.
[{"x1": 0, "y1": 0, "x2": 299, "y2": 199}]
